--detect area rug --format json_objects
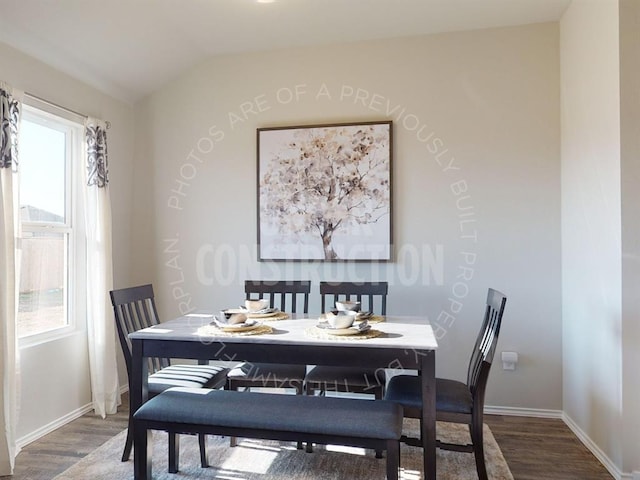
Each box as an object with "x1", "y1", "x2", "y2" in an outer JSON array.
[{"x1": 54, "y1": 420, "x2": 513, "y2": 479}]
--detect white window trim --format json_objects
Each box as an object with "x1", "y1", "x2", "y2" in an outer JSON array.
[{"x1": 18, "y1": 103, "x2": 87, "y2": 347}]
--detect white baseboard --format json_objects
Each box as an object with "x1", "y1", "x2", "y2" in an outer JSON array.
[
  {"x1": 17, "y1": 386, "x2": 130, "y2": 450},
  {"x1": 16, "y1": 402, "x2": 94, "y2": 449},
  {"x1": 486, "y1": 406, "x2": 633, "y2": 480},
  {"x1": 561, "y1": 413, "x2": 631, "y2": 480},
  {"x1": 485, "y1": 404, "x2": 564, "y2": 418}
]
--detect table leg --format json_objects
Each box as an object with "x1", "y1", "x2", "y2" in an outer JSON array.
[
  {"x1": 421, "y1": 350, "x2": 436, "y2": 479},
  {"x1": 131, "y1": 339, "x2": 149, "y2": 478},
  {"x1": 134, "y1": 426, "x2": 152, "y2": 479}
]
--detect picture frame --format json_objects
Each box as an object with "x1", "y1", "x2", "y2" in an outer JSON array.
[{"x1": 257, "y1": 120, "x2": 392, "y2": 262}]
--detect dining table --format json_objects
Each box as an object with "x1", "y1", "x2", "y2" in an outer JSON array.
[{"x1": 129, "y1": 313, "x2": 438, "y2": 478}]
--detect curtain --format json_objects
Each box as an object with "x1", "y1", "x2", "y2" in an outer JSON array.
[
  {"x1": 0, "y1": 83, "x2": 22, "y2": 475},
  {"x1": 84, "y1": 118, "x2": 119, "y2": 418}
]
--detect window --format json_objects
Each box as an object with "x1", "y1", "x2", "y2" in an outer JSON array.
[{"x1": 17, "y1": 103, "x2": 85, "y2": 341}]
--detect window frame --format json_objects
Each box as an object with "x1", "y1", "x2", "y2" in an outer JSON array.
[{"x1": 17, "y1": 102, "x2": 87, "y2": 346}]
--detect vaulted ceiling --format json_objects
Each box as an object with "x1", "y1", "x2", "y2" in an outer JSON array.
[{"x1": 0, "y1": 0, "x2": 571, "y2": 103}]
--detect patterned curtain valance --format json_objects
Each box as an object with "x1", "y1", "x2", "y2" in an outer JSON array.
[
  {"x1": 86, "y1": 119, "x2": 109, "y2": 188},
  {"x1": 0, "y1": 86, "x2": 21, "y2": 170}
]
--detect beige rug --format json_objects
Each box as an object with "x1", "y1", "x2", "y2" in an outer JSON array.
[{"x1": 54, "y1": 420, "x2": 513, "y2": 479}]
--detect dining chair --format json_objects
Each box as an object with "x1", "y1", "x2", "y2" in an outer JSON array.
[
  {"x1": 242, "y1": 279, "x2": 310, "y2": 313},
  {"x1": 110, "y1": 284, "x2": 229, "y2": 469},
  {"x1": 304, "y1": 281, "x2": 388, "y2": 455},
  {"x1": 305, "y1": 281, "x2": 388, "y2": 398},
  {"x1": 226, "y1": 280, "x2": 311, "y2": 448},
  {"x1": 384, "y1": 288, "x2": 507, "y2": 480}
]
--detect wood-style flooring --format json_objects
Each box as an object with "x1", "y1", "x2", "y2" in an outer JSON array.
[
  {"x1": 485, "y1": 415, "x2": 613, "y2": 480},
  {"x1": 1, "y1": 394, "x2": 614, "y2": 479}
]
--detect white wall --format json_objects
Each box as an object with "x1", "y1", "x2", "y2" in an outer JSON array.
[
  {"x1": 560, "y1": 0, "x2": 625, "y2": 472},
  {"x1": 132, "y1": 23, "x2": 562, "y2": 410},
  {"x1": 619, "y1": 0, "x2": 640, "y2": 474},
  {"x1": 3, "y1": 6, "x2": 639, "y2": 474},
  {"x1": 0, "y1": 41, "x2": 134, "y2": 440}
]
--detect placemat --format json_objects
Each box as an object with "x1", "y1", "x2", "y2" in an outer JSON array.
[
  {"x1": 317, "y1": 313, "x2": 385, "y2": 323},
  {"x1": 197, "y1": 324, "x2": 273, "y2": 337},
  {"x1": 304, "y1": 326, "x2": 383, "y2": 341},
  {"x1": 249, "y1": 311, "x2": 290, "y2": 321}
]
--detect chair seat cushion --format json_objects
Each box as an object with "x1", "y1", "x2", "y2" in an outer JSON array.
[
  {"x1": 148, "y1": 364, "x2": 229, "y2": 395},
  {"x1": 305, "y1": 366, "x2": 385, "y2": 390},
  {"x1": 227, "y1": 362, "x2": 306, "y2": 383},
  {"x1": 384, "y1": 375, "x2": 472, "y2": 414},
  {"x1": 134, "y1": 387, "x2": 403, "y2": 440},
  {"x1": 436, "y1": 378, "x2": 472, "y2": 414}
]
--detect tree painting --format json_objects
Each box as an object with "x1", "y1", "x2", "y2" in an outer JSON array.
[{"x1": 258, "y1": 122, "x2": 391, "y2": 261}]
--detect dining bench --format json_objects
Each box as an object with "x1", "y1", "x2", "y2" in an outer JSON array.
[{"x1": 132, "y1": 387, "x2": 404, "y2": 480}]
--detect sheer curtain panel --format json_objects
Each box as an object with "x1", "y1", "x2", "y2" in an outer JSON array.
[
  {"x1": 84, "y1": 118, "x2": 119, "y2": 418},
  {"x1": 0, "y1": 83, "x2": 22, "y2": 475}
]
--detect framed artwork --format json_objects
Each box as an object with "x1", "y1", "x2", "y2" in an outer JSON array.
[{"x1": 257, "y1": 120, "x2": 392, "y2": 261}]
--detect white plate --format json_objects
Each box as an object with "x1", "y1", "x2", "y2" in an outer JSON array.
[
  {"x1": 315, "y1": 322, "x2": 371, "y2": 336},
  {"x1": 246, "y1": 310, "x2": 281, "y2": 318},
  {"x1": 213, "y1": 317, "x2": 261, "y2": 332},
  {"x1": 221, "y1": 323, "x2": 262, "y2": 332}
]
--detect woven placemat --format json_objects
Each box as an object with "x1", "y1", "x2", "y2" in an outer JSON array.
[
  {"x1": 248, "y1": 311, "x2": 290, "y2": 321},
  {"x1": 366, "y1": 315, "x2": 385, "y2": 324},
  {"x1": 317, "y1": 314, "x2": 385, "y2": 323},
  {"x1": 304, "y1": 326, "x2": 383, "y2": 341},
  {"x1": 197, "y1": 324, "x2": 273, "y2": 337}
]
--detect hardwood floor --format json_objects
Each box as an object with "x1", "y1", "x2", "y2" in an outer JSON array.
[
  {"x1": 1, "y1": 395, "x2": 614, "y2": 479},
  {"x1": 0, "y1": 403, "x2": 129, "y2": 480},
  {"x1": 485, "y1": 415, "x2": 614, "y2": 480}
]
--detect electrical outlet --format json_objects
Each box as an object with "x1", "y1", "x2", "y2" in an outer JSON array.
[{"x1": 501, "y1": 351, "x2": 518, "y2": 370}]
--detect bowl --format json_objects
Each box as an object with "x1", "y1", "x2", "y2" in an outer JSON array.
[
  {"x1": 245, "y1": 299, "x2": 269, "y2": 312},
  {"x1": 335, "y1": 300, "x2": 361, "y2": 312},
  {"x1": 326, "y1": 310, "x2": 358, "y2": 329},
  {"x1": 220, "y1": 311, "x2": 248, "y2": 325}
]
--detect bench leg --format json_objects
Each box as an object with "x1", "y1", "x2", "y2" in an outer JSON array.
[
  {"x1": 168, "y1": 432, "x2": 179, "y2": 473},
  {"x1": 386, "y1": 440, "x2": 399, "y2": 480},
  {"x1": 295, "y1": 382, "x2": 304, "y2": 450},
  {"x1": 133, "y1": 425, "x2": 152, "y2": 480},
  {"x1": 199, "y1": 433, "x2": 209, "y2": 467},
  {"x1": 304, "y1": 382, "x2": 315, "y2": 453},
  {"x1": 167, "y1": 432, "x2": 207, "y2": 470}
]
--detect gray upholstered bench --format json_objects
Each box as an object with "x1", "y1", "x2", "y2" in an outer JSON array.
[{"x1": 133, "y1": 387, "x2": 403, "y2": 480}]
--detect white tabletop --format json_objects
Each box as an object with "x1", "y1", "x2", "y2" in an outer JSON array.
[{"x1": 130, "y1": 314, "x2": 438, "y2": 352}]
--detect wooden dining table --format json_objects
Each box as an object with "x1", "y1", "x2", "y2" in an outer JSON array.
[{"x1": 129, "y1": 313, "x2": 438, "y2": 478}]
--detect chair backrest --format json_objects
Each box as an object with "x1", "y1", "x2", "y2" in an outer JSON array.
[
  {"x1": 319, "y1": 281, "x2": 388, "y2": 315},
  {"x1": 244, "y1": 280, "x2": 311, "y2": 314},
  {"x1": 466, "y1": 288, "x2": 507, "y2": 400},
  {"x1": 110, "y1": 284, "x2": 169, "y2": 379}
]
